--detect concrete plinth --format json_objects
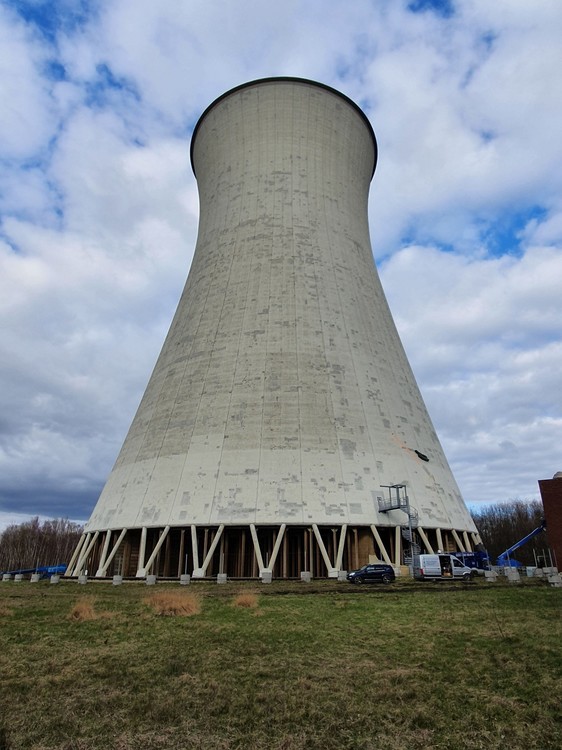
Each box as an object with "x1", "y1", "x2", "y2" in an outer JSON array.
[
  {"x1": 300, "y1": 571, "x2": 311, "y2": 582},
  {"x1": 50, "y1": 575, "x2": 60, "y2": 584},
  {"x1": 217, "y1": 573, "x2": 228, "y2": 584},
  {"x1": 78, "y1": 575, "x2": 88, "y2": 585},
  {"x1": 14, "y1": 574, "x2": 24, "y2": 582},
  {"x1": 2, "y1": 574, "x2": 12, "y2": 581},
  {"x1": 337, "y1": 570, "x2": 348, "y2": 582},
  {"x1": 260, "y1": 571, "x2": 272, "y2": 584},
  {"x1": 180, "y1": 574, "x2": 191, "y2": 585},
  {"x1": 112, "y1": 575, "x2": 123, "y2": 586},
  {"x1": 506, "y1": 569, "x2": 521, "y2": 583},
  {"x1": 484, "y1": 570, "x2": 498, "y2": 581},
  {"x1": 30, "y1": 573, "x2": 41, "y2": 583},
  {"x1": 146, "y1": 575, "x2": 157, "y2": 585}
]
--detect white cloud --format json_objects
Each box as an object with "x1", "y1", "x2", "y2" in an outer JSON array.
[
  {"x1": 1, "y1": 0, "x2": 562, "y2": 524},
  {"x1": 0, "y1": 5, "x2": 57, "y2": 159},
  {"x1": 380, "y1": 242, "x2": 562, "y2": 503}
]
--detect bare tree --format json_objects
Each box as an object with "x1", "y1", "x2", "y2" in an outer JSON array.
[{"x1": 0, "y1": 517, "x2": 83, "y2": 572}]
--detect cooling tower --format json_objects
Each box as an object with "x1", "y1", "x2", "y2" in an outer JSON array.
[{"x1": 69, "y1": 78, "x2": 481, "y2": 580}]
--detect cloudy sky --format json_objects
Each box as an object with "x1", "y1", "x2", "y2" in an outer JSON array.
[{"x1": 1, "y1": 0, "x2": 561, "y2": 530}]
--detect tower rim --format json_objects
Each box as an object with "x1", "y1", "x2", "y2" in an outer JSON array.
[{"x1": 189, "y1": 76, "x2": 378, "y2": 179}]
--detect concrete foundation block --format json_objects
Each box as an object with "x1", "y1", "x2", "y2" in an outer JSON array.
[
  {"x1": 217, "y1": 573, "x2": 228, "y2": 584},
  {"x1": 261, "y1": 571, "x2": 272, "y2": 584},
  {"x1": 180, "y1": 574, "x2": 191, "y2": 585},
  {"x1": 78, "y1": 575, "x2": 88, "y2": 585},
  {"x1": 300, "y1": 571, "x2": 311, "y2": 583},
  {"x1": 112, "y1": 575, "x2": 123, "y2": 586},
  {"x1": 548, "y1": 573, "x2": 562, "y2": 587},
  {"x1": 506, "y1": 569, "x2": 521, "y2": 583},
  {"x1": 484, "y1": 570, "x2": 498, "y2": 581},
  {"x1": 146, "y1": 575, "x2": 157, "y2": 585},
  {"x1": 30, "y1": 573, "x2": 41, "y2": 583},
  {"x1": 533, "y1": 568, "x2": 545, "y2": 578},
  {"x1": 337, "y1": 570, "x2": 348, "y2": 582},
  {"x1": 2, "y1": 574, "x2": 12, "y2": 581},
  {"x1": 50, "y1": 575, "x2": 60, "y2": 585},
  {"x1": 14, "y1": 574, "x2": 24, "y2": 582}
]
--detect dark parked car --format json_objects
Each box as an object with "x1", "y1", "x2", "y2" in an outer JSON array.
[{"x1": 347, "y1": 564, "x2": 395, "y2": 585}]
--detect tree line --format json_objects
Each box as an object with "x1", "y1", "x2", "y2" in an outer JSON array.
[{"x1": 0, "y1": 517, "x2": 83, "y2": 572}]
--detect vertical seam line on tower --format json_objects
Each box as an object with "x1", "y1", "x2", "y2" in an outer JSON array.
[{"x1": 208, "y1": 97, "x2": 248, "y2": 525}]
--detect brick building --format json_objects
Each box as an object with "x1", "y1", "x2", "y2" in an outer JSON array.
[{"x1": 538, "y1": 472, "x2": 562, "y2": 569}]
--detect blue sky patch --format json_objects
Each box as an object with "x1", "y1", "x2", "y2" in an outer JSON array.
[
  {"x1": 84, "y1": 63, "x2": 141, "y2": 108},
  {"x1": 8, "y1": 0, "x2": 97, "y2": 43},
  {"x1": 407, "y1": 0, "x2": 455, "y2": 18},
  {"x1": 483, "y1": 206, "x2": 547, "y2": 257}
]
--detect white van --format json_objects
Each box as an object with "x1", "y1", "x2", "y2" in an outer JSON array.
[{"x1": 413, "y1": 554, "x2": 475, "y2": 581}]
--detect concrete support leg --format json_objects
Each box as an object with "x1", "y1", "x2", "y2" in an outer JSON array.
[
  {"x1": 97, "y1": 528, "x2": 127, "y2": 577},
  {"x1": 451, "y1": 529, "x2": 465, "y2": 552},
  {"x1": 95, "y1": 530, "x2": 113, "y2": 577},
  {"x1": 191, "y1": 525, "x2": 200, "y2": 573},
  {"x1": 249, "y1": 523, "x2": 266, "y2": 576},
  {"x1": 312, "y1": 524, "x2": 336, "y2": 577},
  {"x1": 177, "y1": 529, "x2": 186, "y2": 577},
  {"x1": 143, "y1": 526, "x2": 170, "y2": 576},
  {"x1": 136, "y1": 527, "x2": 148, "y2": 578},
  {"x1": 335, "y1": 525, "x2": 348, "y2": 572},
  {"x1": 418, "y1": 527, "x2": 434, "y2": 554},
  {"x1": 193, "y1": 525, "x2": 224, "y2": 578},
  {"x1": 65, "y1": 534, "x2": 86, "y2": 577},
  {"x1": 263, "y1": 524, "x2": 286, "y2": 578},
  {"x1": 394, "y1": 526, "x2": 401, "y2": 567},
  {"x1": 370, "y1": 525, "x2": 393, "y2": 566},
  {"x1": 72, "y1": 531, "x2": 99, "y2": 576}
]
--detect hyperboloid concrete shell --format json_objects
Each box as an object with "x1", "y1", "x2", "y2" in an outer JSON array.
[{"x1": 70, "y1": 78, "x2": 480, "y2": 580}]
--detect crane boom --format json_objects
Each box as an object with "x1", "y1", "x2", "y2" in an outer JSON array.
[{"x1": 496, "y1": 521, "x2": 546, "y2": 566}]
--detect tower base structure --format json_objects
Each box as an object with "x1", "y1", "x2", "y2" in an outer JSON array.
[{"x1": 67, "y1": 523, "x2": 482, "y2": 579}]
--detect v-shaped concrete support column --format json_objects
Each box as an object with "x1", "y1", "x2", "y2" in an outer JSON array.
[
  {"x1": 312, "y1": 524, "x2": 337, "y2": 577},
  {"x1": 192, "y1": 525, "x2": 224, "y2": 578},
  {"x1": 96, "y1": 528, "x2": 127, "y2": 577}
]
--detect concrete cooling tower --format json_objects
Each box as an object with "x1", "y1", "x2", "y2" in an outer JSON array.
[{"x1": 68, "y1": 77, "x2": 481, "y2": 580}]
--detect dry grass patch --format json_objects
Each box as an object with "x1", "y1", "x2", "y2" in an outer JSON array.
[
  {"x1": 69, "y1": 597, "x2": 98, "y2": 621},
  {"x1": 232, "y1": 592, "x2": 259, "y2": 609},
  {"x1": 0, "y1": 604, "x2": 14, "y2": 617},
  {"x1": 145, "y1": 591, "x2": 201, "y2": 616}
]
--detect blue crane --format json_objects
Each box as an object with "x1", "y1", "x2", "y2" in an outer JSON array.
[{"x1": 496, "y1": 521, "x2": 546, "y2": 567}]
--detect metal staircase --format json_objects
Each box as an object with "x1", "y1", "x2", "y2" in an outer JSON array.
[{"x1": 377, "y1": 484, "x2": 420, "y2": 563}]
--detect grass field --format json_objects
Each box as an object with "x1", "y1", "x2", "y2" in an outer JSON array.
[{"x1": 0, "y1": 577, "x2": 560, "y2": 750}]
